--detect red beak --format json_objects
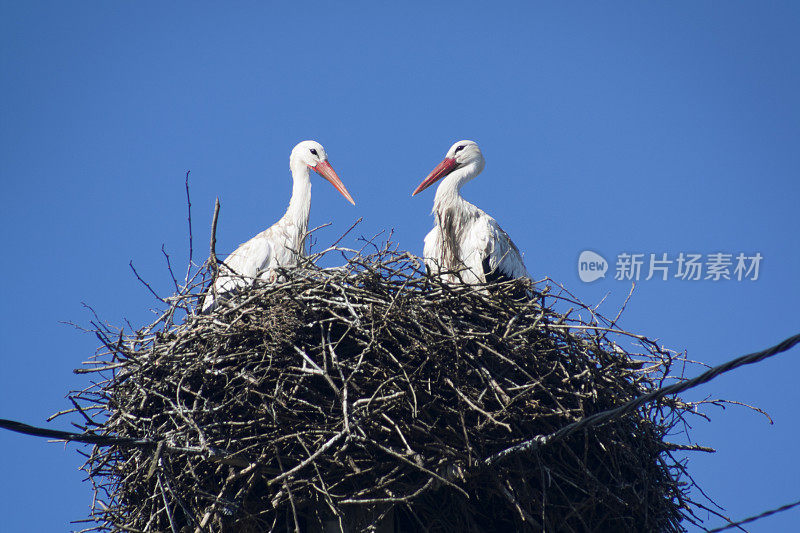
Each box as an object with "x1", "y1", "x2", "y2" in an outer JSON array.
[
  {"x1": 313, "y1": 160, "x2": 355, "y2": 205},
  {"x1": 412, "y1": 157, "x2": 458, "y2": 196}
]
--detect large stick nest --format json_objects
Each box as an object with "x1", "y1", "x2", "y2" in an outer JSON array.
[{"x1": 66, "y1": 243, "x2": 712, "y2": 532}]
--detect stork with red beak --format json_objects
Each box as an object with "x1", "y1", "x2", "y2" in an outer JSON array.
[
  {"x1": 412, "y1": 140, "x2": 529, "y2": 287},
  {"x1": 202, "y1": 140, "x2": 354, "y2": 312}
]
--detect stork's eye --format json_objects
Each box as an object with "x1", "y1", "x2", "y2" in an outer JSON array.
[
  {"x1": 310, "y1": 148, "x2": 318, "y2": 156},
  {"x1": 454, "y1": 145, "x2": 465, "y2": 153}
]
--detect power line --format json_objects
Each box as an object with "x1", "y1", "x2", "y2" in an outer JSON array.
[
  {"x1": 0, "y1": 418, "x2": 152, "y2": 447},
  {"x1": 707, "y1": 497, "x2": 800, "y2": 532},
  {"x1": 485, "y1": 332, "x2": 800, "y2": 464}
]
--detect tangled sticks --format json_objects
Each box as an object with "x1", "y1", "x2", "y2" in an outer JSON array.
[{"x1": 65, "y1": 244, "x2": 713, "y2": 532}]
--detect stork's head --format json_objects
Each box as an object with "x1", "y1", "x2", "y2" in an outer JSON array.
[
  {"x1": 291, "y1": 140, "x2": 355, "y2": 205},
  {"x1": 412, "y1": 140, "x2": 485, "y2": 196}
]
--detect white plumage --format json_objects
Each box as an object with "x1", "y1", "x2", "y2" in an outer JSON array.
[
  {"x1": 412, "y1": 140, "x2": 529, "y2": 286},
  {"x1": 202, "y1": 140, "x2": 354, "y2": 312}
]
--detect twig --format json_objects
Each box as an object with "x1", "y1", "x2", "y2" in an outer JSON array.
[
  {"x1": 129, "y1": 261, "x2": 166, "y2": 303},
  {"x1": 209, "y1": 198, "x2": 220, "y2": 274},
  {"x1": 184, "y1": 170, "x2": 193, "y2": 285}
]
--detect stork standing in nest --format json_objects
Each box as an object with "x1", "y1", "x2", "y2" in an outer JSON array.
[
  {"x1": 412, "y1": 140, "x2": 529, "y2": 287},
  {"x1": 202, "y1": 140, "x2": 355, "y2": 312}
]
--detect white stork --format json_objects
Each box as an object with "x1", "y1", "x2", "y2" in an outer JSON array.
[
  {"x1": 202, "y1": 140, "x2": 354, "y2": 312},
  {"x1": 412, "y1": 140, "x2": 529, "y2": 288}
]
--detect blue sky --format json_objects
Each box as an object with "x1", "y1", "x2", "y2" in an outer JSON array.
[{"x1": 1, "y1": 2, "x2": 798, "y2": 530}]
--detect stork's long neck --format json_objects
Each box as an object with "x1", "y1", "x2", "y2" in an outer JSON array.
[
  {"x1": 283, "y1": 159, "x2": 313, "y2": 254},
  {"x1": 430, "y1": 161, "x2": 483, "y2": 273},
  {"x1": 433, "y1": 161, "x2": 482, "y2": 212}
]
